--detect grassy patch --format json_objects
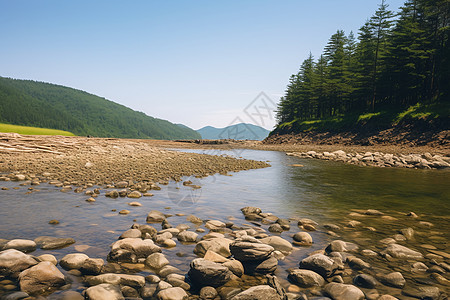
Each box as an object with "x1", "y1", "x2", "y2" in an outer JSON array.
[
  {"x1": 357, "y1": 112, "x2": 381, "y2": 122},
  {"x1": 0, "y1": 123, "x2": 75, "y2": 136}
]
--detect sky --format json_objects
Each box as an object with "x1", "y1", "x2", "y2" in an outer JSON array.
[{"x1": 1, "y1": 0, "x2": 406, "y2": 130}]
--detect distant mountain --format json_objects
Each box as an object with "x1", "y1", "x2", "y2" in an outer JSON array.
[
  {"x1": 0, "y1": 77, "x2": 201, "y2": 140},
  {"x1": 197, "y1": 123, "x2": 270, "y2": 140}
]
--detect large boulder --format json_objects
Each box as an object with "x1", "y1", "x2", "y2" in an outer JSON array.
[
  {"x1": 324, "y1": 282, "x2": 364, "y2": 300},
  {"x1": 108, "y1": 238, "x2": 161, "y2": 262},
  {"x1": 85, "y1": 283, "x2": 124, "y2": 300},
  {"x1": 230, "y1": 241, "x2": 274, "y2": 262},
  {"x1": 287, "y1": 269, "x2": 325, "y2": 287},
  {"x1": 194, "y1": 238, "x2": 233, "y2": 257},
  {"x1": 232, "y1": 285, "x2": 282, "y2": 300},
  {"x1": 188, "y1": 258, "x2": 232, "y2": 288},
  {"x1": 0, "y1": 249, "x2": 37, "y2": 276},
  {"x1": 18, "y1": 261, "x2": 66, "y2": 295},
  {"x1": 260, "y1": 236, "x2": 293, "y2": 255},
  {"x1": 299, "y1": 254, "x2": 338, "y2": 278},
  {"x1": 34, "y1": 236, "x2": 75, "y2": 250}
]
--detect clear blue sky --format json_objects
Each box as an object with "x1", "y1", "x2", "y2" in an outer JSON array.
[{"x1": 1, "y1": 0, "x2": 405, "y2": 130}]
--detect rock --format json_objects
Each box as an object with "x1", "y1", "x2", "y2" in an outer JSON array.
[
  {"x1": 1, "y1": 291, "x2": 30, "y2": 300},
  {"x1": 4, "y1": 239, "x2": 36, "y2": 253},
  {"x1": 200, "y1": 286, "x2": 218, "y2": 300},
  {"x1": 79, "y1": 258, "x2": 104, "y2": 275},
  {"x1": 194, "y1": 238, "x2": 233, "y2": 258},
  {"x1": 37, "y1": 254, "x2": 57, "y2": 265},
  {"x1": 381, "y1": 244, "x2": 423, "y2": 259},
  {"x1": 324, "y1": 282, "x2": 364, "y2": 300},
  {"x1": 232, "y1": 285, "x2": 282, "y2": 300},
  {"x1": 287, "y1": 269, "x2": 325, "y2": 287},
  {"x1": 177, "y1": 231, "x2": 198, "y2": 243},
  {"x1": 187, "y1": 215, "x2": 203, "y2": 224},
  {"x1": 293, "y1": 232, "x2": 313, "y2": 245},
  {"x1": 380, "y1": 272, "x2": 405, "y2": 288},
  {"x1": 260, "y1": 236, "x2": 293, "y2": 255},
  {"x1": 365, "y1": 209, "x2": 384, "y2": 216},
  {"x1": 118, "y1": 274, "x2": 145, "y2": 288},
  {"x1": 127, "y1": 191, "x2": 142, "y2": 198},
  {"x1": 87, "y1": 273, "x2": 121, "y2": 285},
  {"x1": 268, "y1": 224, "x2": 284, "y2": 233},
  {"x1": 156, "y1": 287, "x2": 188, "y2": 300},
  {"x1": 119, "y1": 229, "x2": 142, "y2": 239},
  {"x1": 353, "y1": 274, "x2": 377, "y2": 288},
  {"x1": 59, "y1": 253, "x2": 89, "y2": 270},
  {"x1": 299, "y1": 254, "x2": 338, "y2": 278},
  {"x1": 146, "y1": 253, "x2": 170, "y2": 269},
  {"x1": 139, "y1": 224, "x2": 157, "y2": 236},
  {"x1": 147, "y1": 210, "x2": 166, "y2": 223},
  {"x1": 402, "y1": 286, "x2": 440, "y2": 300},
  {"x1": 121, "y1": 286, "x2": 139, "y2": 298},
  {"x1": 377, "y1": 296, "x2": 398, "y2": 300},
  {"x1": 223, "y1": 259, "x2": 244, "y2": 277},
  {"x1": 48, "y1": 219, "x2": 60, "y2": 225},
  {"x1": 230, "y1": 241, "x2": 274, "y2": 262},
  {"x1": 85, "y1": 283, "x2": 124, "y2": 300},
  {"x1": 347, "y1": 257, "x2": 370, "y2": 270},
  {"x1": 241, "y1": 207, "x2": 262, "y2": 215},
  {"x1": 166, "y1": 274, "x2": 190, "y2": 290},
  {"x1": 245, "y1": 256, "x2": 278, "y2": 274},
  {"x1": 162, "y1": 239, "x2": 177, "y2": 247},
  {"x1": 115, "y1": 181, "x2": 128, "y2": 188},
  {"x1": 34, "y1": 236, "x2": 75, "y2": 250},
  {"x1": 0, "y1": 249, "x2": 38, "y2": 276},
  {"x1": 204, "y1": 250, "x2": 229, "y2": 263},
  {"x1": 188, "y1": 258, "x2": 232, "y2": 288},
  {"x1": 108, "y1": 238, "x2": 161, "y2": 262},
  {"x1": 411, "y1": 261, "x2": 428, "y2": 272},
  {"x1": 119, "y1": 209, "x2": 130, "y2": 215},
  {"x1": 18, "y1": 261, "x2": 65, "y2": 295},
  {"x1": 205, "y1": 220, "x2": 226, "y2": 230},
  {"x1": 400, "y1": 227, "x2": 415, "y2": 240},
  {"x1": 105, "y1": 190, "x2": 119, "y2": 198},
  {"x1": 325, "y1": 240, "x2": 358, "y2": 253},
  {"x1": 128, "y1": 201, "x2": 142, "y2": 206}
]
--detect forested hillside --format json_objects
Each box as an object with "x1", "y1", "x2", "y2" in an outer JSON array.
[
  {"x1": 197, "y1": 123, "x2": 270, "y2": 140},
  {"x1": 275, "y1": 0, "x2": 449, "y2": 133},
  {"x1": 0, "y1": 77, "x2": 201, "y2": 139}
]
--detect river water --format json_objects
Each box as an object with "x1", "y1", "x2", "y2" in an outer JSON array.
[{"x1": 0, "y1": 148, "x2": 449, "y2": 297}]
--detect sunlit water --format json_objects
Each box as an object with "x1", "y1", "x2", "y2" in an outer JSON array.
[{"x1": 0, "y1": 149, "x2": 449, "y2": 297}]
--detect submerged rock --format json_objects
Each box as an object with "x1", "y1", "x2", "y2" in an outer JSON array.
[{"x1": 34, "y1": 236, "x2": 75, "y2": 250}]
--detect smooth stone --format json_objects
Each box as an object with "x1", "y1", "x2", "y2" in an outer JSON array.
[
  {"x1": 204, "y1": 250, "x2": 229, "y2": 263},
  {"x1": 347, "y1": 257, "x2": 370, "y2": 270},
  {"x1": 127, "y1": 191, "x2": 142, "y2": 198},
  {"x1": 156, "y1": 287, "x2": 188, "y2": 300},
  {"x1": 108, "y1": 238, "x2": 161, "y2": 262},
  {"x1": 37, "y1": 254, "x2": 57, "y2": 265},
  {"x1": 400, "y1": 227, "x2": 414, "y2": 240},
  {"x1": 377, "y1": 296, "x2": 398, "y2": 300},
  {"x1": 230, "y1": 241, "x2": 274, "y2": 262},
  {"x1": 194, "y1": 238, "x2": 233, "y2": 257},
  {"x1": 325, "y1": 240, "x2": 358, "y2": 253},
  {"x1": 1, "y1": 292, "x2": 30, "y2": 300},
  {"x1": 402, "y1": 286, "x2": 440, "y2": 300},
  {"x1": 188, "y1": 258, "x2": 232, "y2": 288},
  {"x1": 0, "y1": 249, "x2": 38, "y2": 276},
  {"x1": 299, "y1": 254, "x2": 338, "y2": 278},
  {"x1": 85, "y1": 283, "x2": 124, "y2": 300},
  {"x1": 232, "y1": 285, "x2": 282, "y2": 300},
  {"x1": 118, "y1": 274, "x2": 145, "y2": 288},
  {"x1": 139, "y1": 224, "x2": 157, "y2": 236},
  {"x1": 18, "y1": 261, "x2": 66, "y2": 295},
  {"x1": 146, "y1": 253, "x2": 169, "y2": 269},
  {"x1": 268, "y1": 224, "x2": 283, "y2": 233},
  {"x1": 128, "y1": 201, "x2": 142, "y2": 206},
  {"x1": 205, "y1": 220, "x2": 226, "y2": 230},
  {"x1": 119, "y1": 229, "x2": 142, "y2": 239},
  {"x1": 34, "y1": 236, "x2": 75, "y2": 250},
  {"x1": 162, "y1": 239, "x2": 177, "y2": 247},
  {"x1": 223, "y1": 259, "x2": 244, "y2": 277},
  {"x1": 158, "y1": 265, "x2": 182, "y2": 277},
  {"x1": 177, "y1": 231, "x2": 198, "y2": 243},
  {"x1": 4, "y1": 239, "x2": 36, "y2": 253},
  {"x1": 147, "y1": 210, "x2": 166, "y2": 223},
  {"x1": 87, "y1": 273, "x2": 121, "y2": 285},
  {"x1": 324, "y1": 282, "x2": 364, "y2": 300},
  {"x1": 187, "y1": 215, "x2": 203, "y2": 224},
  {"x1": 260, "y1": 236, "x2": 293, "y2": 255},
  {"x1": 119, "y1": 209, "x2": 130, "y2": 215},
  {"x1": 240, "y1": 207, "x2": 262, "y2": 215},
  {"x1": 293, "y1": 232, "x2": 313, "y2": 245},
  {"x1": 380, "y1": 272, "x2": 405, "y2": 288},
  {"x1": 287, "y1": 269, "x2": 325, "y2": 287},
  {"x1": 59, "y1": 253, "x2": 89, "y2": 270},
  {"x1": 353, "y1": 274, "x2": 377, "y2": 288},
  {"x1": 381, "y1": 244, "x2": 423, "y2": 259}
]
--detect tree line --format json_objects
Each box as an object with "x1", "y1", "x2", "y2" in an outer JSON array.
[{"x1": 276, "y1": 0, "x2": 449, "y2": 125}]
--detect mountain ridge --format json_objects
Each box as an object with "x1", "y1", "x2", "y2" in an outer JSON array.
[{"x1": 197, "y1": 123, "x2": 270, "y2": 140}]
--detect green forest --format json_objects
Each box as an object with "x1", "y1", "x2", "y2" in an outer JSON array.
[
  {"x1": 276, "y1": 0, "x2": 449, "y2": 132},
  {"x1": 0, "y1": 77, "x2": 201, "y2": 139}
]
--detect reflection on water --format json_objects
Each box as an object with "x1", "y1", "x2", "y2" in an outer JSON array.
[{"x1": 0, "y1": 148, "x2": 449, "y2": 296}]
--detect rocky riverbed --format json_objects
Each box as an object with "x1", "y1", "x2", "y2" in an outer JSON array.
[
  {"x1": 0, "y1": 178, "x2": 449, "y2": 300},
  {"x1": 286, "y1": 150, "x2": 450, "y2": 170}
]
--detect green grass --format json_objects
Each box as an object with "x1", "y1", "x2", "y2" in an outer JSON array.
[{"x1": 0, "y1": 123, "x2": 75, "y2": 136}]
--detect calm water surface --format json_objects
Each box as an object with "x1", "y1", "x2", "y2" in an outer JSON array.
[{"x1": 0, "y1": 149, "x2": 449, "y2": 296}]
